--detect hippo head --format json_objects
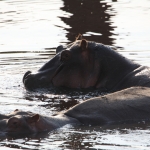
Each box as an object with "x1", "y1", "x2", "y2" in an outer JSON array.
[
  {"x1": 23, "y1": 38, "x2": 138, "y2": 91},
  {"x1": 0, "y1": 110, "x2": 51, "y2": 134},
  {"x1": 23, "y1": 39, "x2": 101, "y2": 90}
]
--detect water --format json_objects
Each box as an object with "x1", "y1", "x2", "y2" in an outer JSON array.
[{"x1": 0, "y1": 0, "x2": 150, "y2": 149}]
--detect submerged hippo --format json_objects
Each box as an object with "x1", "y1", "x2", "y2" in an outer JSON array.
[
  {"x1": 23, "y1": 39, "x2": 150, "y2": 91},
  {"x1": 1, "y1": 87, "x2": 150, "y2": 134}
]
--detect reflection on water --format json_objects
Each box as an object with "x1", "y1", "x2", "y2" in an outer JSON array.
[
  {"x1": 60, "y1": 0, "x2": 116, "y2": 45},
  {"x1": 1, "y1": 123, "x2": 150, "y2": 149},
  {"x1": 0, "y1": 0, "x2": 150, "y2": 149}
]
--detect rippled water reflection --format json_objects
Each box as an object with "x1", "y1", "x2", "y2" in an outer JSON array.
[{"x1": 0, "y1": 0, "x2": 150, "y2": 149}]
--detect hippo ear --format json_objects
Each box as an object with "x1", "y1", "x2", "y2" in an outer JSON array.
[
  {"x1": 76, "y1": 34, "x2": 82, "y2": 40},
  {"x1": 29, "y1": 114, "x2": 40, "y2": 123},
  {"x1": 61, "y1": 50, "x2": 71, "y2": 62},
  {"x1": 80, "y1": 39, "x2": 87, "y2": 51}
]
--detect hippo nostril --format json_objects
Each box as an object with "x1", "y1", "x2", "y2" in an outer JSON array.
[
  {"x1": 23, "y1": 71, "x2": 32, "y2": 83},
  {"x1": 23, "y1": 74, "x2": 35, "y2": 90}
]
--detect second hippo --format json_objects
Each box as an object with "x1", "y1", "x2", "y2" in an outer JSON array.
[{"x1": 1, "y1": 87, "x2": 150, "y2": 134}]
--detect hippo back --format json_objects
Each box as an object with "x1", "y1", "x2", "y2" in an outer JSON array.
[{"x1": 65, "y1": 87, "x2": 150, "y2": 125}]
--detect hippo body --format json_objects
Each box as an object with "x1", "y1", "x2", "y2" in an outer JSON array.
[
  {"x1": 1, "y1": 87, "x2": 150, "y2": 134},
  {"x1": 65, "y1": 87, "x2": 150, "y2": 125},
  {"x1": 23, "y1": 39, "x2": 150, "y2": 92}
]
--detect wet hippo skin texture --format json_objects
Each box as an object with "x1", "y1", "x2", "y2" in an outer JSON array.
[{"x1": 65, "y1": 87, "x2": 150, "y2": 125}]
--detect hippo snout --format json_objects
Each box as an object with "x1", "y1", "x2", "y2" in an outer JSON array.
[
  {"x1": 23, "y1": 71, "x2": 32, "y2": 83},
  {"x1": 23, "y1": 71, "x2": 40, "y2": 90},
  {"x1": 23, "y1": 71, "x2": 36, "y2": 90},
  {"x1": 23, "y1": 71, "x2": 52, "y2": 90}
]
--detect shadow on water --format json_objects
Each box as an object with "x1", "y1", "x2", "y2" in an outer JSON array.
[
  {"x1": 60, "y1": 0, "x2": 117, "y2": 45},
  {"x1": 24, "y1": 87, "x2": 104, "y2": 111}
]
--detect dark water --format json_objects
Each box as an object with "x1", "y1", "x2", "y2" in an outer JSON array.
[{"x1": 0, "y1": 0, "x2": 150, "y2": 149}]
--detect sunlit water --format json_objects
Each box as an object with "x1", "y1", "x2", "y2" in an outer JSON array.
[{"x1": 0, "y1": 0, "x2": 150, "y2": 149}]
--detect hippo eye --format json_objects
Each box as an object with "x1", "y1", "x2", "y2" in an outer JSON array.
[
  {"x1": 13, "y1": 122, "x2": 17, "y2": 125},
  {"x1": 61, "y1": 50, "x2": 71, "y2": 62}
]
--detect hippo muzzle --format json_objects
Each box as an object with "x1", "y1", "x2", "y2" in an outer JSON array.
[
  {"x1": 23, "y1": 62, "x2": 65, "y2": 90},
  {"x1": 23, "y1": 71, "x2": 51, "y2": 90}
]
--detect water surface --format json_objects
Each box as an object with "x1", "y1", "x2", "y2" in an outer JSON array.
[{"x1": 0, "y1": 0, "x2": 150, "y2": 149}]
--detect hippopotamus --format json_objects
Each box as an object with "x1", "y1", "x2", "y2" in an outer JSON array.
[
  {"x1": 0, "y1": 109, "x2": 78, "y2": 134},
  {"x1": 1, "y1": 87, "x2": 150, "y2": 134},
  {"x1": 23, "y1": 38, "x2": 150, "y2": 92}
]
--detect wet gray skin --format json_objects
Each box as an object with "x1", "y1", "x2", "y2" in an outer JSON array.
[
  {"x1": 1, "y1": 87, "x2": 150, "y2": 134},
  {"x1": 23, "y1": 39, "x2": 150, "y2": 92}
]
